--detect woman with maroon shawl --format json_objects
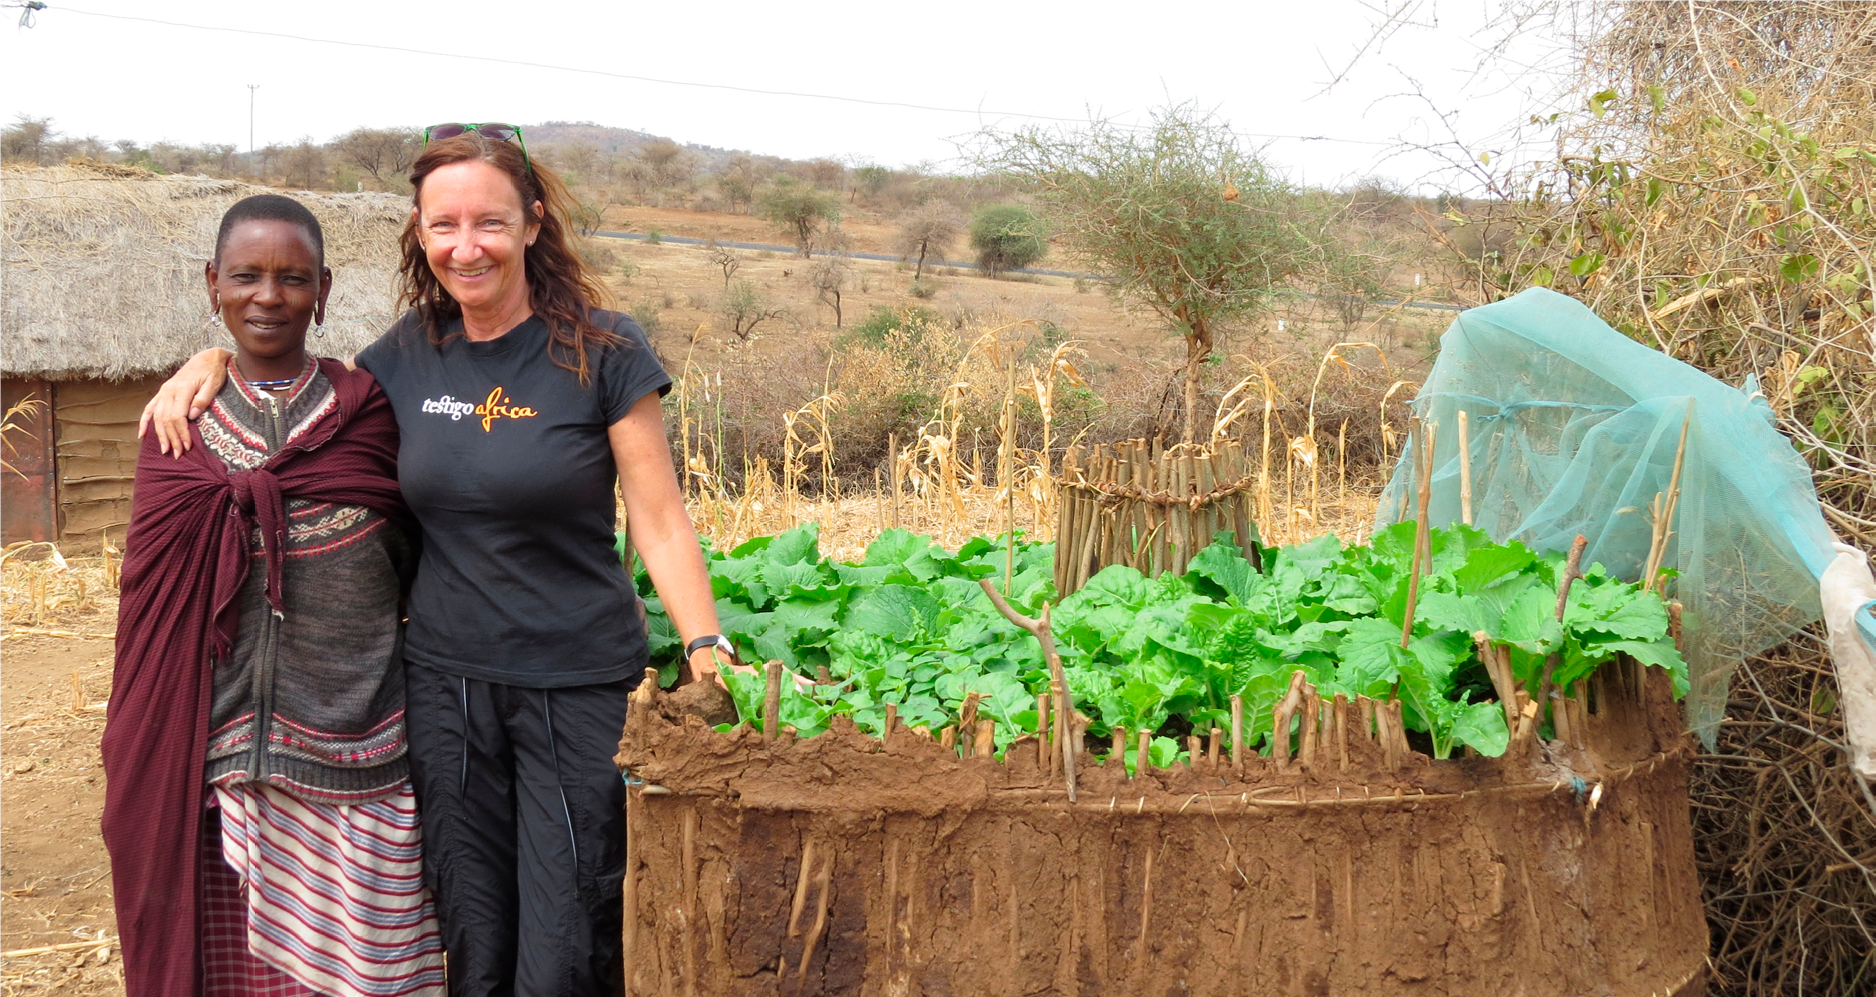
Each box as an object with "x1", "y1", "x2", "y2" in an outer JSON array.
[{"x1": 105, "y1": 195, "x2": 444, "y2": 997}]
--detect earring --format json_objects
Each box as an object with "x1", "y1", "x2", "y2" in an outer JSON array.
[
  {"x1": 204, "y1": 304, "x2": 224, "y2": 333},
  {"x1": 313, "y1": 317, "x2": 326, "y2": 338}
]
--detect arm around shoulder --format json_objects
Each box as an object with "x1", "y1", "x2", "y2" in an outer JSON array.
[{"x1": 138, "y1": 348, "x2": 232, "y2": 456}]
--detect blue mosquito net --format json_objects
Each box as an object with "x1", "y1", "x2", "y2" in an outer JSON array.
[{"x1": 1377, "y1": 287, "x2": 1876, "y2": 744}]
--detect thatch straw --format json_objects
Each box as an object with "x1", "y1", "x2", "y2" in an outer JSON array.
[{"x1": 2, "y1": 163, "x2": 406, "y2": 379}]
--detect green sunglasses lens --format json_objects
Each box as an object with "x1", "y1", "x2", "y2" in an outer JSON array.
[{"x1": 426, "y1": 123, "x2": 469, "y2": 143}]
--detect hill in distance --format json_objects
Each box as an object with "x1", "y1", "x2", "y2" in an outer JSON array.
[{"x1": 526, "y1": 120, "x2": 748, "y2": 169}]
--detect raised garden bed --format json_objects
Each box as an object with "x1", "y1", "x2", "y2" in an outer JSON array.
[
  {"x1": 617, "y1": 519, "x2": 1709, "y2": 994},
  {"x1": 619, "y1": 660, "x2": 1704, "y2": 996}
]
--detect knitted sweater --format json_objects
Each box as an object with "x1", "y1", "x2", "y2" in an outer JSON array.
[{"x1": 200, "y1": 361, "x2": 415, "y2": 803}]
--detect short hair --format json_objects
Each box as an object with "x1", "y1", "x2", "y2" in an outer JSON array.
[{"x1": 214, "y1": 194, "x2": 325, "y2": 266}]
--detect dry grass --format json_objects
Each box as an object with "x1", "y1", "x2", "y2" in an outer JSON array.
[
  {"x1": 662, "y1": 315, "x2": 1396, "y2": 558},
  {"x1": 0, "y1": 544, "x2": 119, "y2": 634}
]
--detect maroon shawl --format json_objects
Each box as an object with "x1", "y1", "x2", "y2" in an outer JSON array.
[{"x1": 102, "y1": 361, "x2": 408, "y2": 997}]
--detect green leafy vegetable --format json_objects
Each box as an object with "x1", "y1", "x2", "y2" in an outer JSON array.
[{"x1": 633, "y1": 523, "x2": 1686, "y2": 760}]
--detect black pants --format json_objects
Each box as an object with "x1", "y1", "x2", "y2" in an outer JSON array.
[{"x1": 406, "y1": 662, "x2": 635, "y2": 997}]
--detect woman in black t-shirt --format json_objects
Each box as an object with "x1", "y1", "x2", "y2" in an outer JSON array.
[{"x1": 142, "y1": 128, "x2": 728, "y2": 997}]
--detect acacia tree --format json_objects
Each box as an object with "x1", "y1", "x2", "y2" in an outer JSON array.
[
  {"x1": 719, "y1": 280, "x2": 787, "y2": 340},
  {"x1": 977, "y1": 105, "x2": 1327, "y2": 442},
  {"x1": 716, "y1": 154, "x2": 761, "y2": 213},
  {"x1": 969, "y1": 204, "x2": 1048, "y2": 277},
  {"x1": 332, "y1": 127, "x2": 420, "y2": 191},
  {"x1": 1, "y1": 115, "x2": 53, "y2": 164},
  {"x1": 894, "y1": 202, "x2": 962, "y2": 281},
  {"x1": 851, "y1": 164, "x2": 892, "y2": 202},
  {"x1": 809, "y1": 252, "x2": 852, "y2": 327},
  {"x1": 755, "y1": 177, "x2": 842, "y2": 257},
  {"x1": 705, "y1": 240, "x2": 741, "y2": 287}
]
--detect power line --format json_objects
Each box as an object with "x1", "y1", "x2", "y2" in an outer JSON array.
[{"x1": 45, "y1": 4, "x2": 1393, "y2": 149}]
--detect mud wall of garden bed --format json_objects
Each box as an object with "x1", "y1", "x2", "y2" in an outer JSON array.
[{"x1": 617, "y1": 666, "x2": 1708, "y2": 997}]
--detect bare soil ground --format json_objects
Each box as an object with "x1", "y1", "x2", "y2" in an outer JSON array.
[
  {"x1": 1, "y1": 626, "x2": 122, "y2": 997},
  {"x1": 596, "y1": 205, "x2": 1450, "y2": 378}
]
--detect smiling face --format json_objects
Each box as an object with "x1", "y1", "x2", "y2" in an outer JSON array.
[
  {"x1": 415, "y1": 160, "x2": 542, "y2": 331},
  {"x1": 206, "y1": 219, "x2": 330, "y2": 380}
]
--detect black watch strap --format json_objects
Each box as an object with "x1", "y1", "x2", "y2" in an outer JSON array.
[{"x1": 685, "y1": 634, "x2": 740, "y2": 667}]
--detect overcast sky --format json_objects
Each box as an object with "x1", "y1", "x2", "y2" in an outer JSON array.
[{"x1": 0, "y1": 0, "x2": 1563, "y2": 190}]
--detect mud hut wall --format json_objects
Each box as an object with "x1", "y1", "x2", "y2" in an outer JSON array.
[
  {"x1": 53, "y1": 376, "x2": 161, "y2": 544},
  {"x1": 624, "y1": 764, "x2": 1707, "y2": 997},
  {"x1": 1, "y1": 376, "x2": 58, "y2": 544}
]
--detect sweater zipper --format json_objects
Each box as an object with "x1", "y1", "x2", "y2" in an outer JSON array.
[{"x1": 248, "y1": 392, "x2": 288, "y2": 785}]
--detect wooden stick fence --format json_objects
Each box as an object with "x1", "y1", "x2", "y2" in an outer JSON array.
[{"x1": 1053, "y1": 439, "x2": 1262, "y2": 597}]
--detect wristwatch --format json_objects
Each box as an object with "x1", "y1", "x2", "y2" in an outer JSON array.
[{"x1": 685, "y1": 634, "x2": 740, "y2": 669}]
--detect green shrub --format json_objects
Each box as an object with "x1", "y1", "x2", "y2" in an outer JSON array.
[
  {"x1": 630, "y1": 296, "x2": 664, "y2": 338},
  {"x1": 843, "y1": 304, "x2": 941, "y2": 347},
  {"x1": 969, "y1": 204, "x2": 1048, "y2": 277}
]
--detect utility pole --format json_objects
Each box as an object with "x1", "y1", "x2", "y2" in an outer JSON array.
[{"x1": 247, "y1": 84, "x2": 259, "y2": 172}]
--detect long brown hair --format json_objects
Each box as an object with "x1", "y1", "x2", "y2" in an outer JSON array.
[{"x1": 398, "y1": 133, "x2": 616, "y2": 383}]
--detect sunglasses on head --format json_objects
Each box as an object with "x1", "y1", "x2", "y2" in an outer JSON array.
[{"x1": 424, "y1": 122, "x2": 530, "y2": 172}]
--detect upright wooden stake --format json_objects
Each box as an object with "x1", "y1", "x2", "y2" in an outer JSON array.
[
  {"x1": 763, "y1": 659, "x2": 783, "y2": 743},
  {"x1": 1111, "y1": 725, "x2": 1128, "y2": 768},
  {"x1": 1036, "y1": 692, "x2": 1052, "y2": 762},
  {"x1": 1229, "y1": 694, "x2": 1245, "y2": 774},
  {"x1": 1135, "y1": 729, "x2": 1151, "y2": 777},
  {"x1": 1540, "y1": 535, "x2": 1589, "y2": 738},
  {"x1": 1337, "y1": 419, "x2": 1348, "y2": 504},
  {"x1": 1207, "y1": 727, "x2": 1223, "y2": 771},
  {"x1": 888, "y1": 432, "x2": 902, "y2": 529},
  {"x1": 1457, "y1": 410, "x2": 1473, "y2": 527},
  {"x1": 1050, "y1": 680, "x2": 1067, "y2": 779},
  {"x1": 1272, "y1": 670, "x2": 1308, "y2": 767},
  {"x1": 1377, "y1": 698, "x2": 1401, "y2": 771},
  {"x1": 1299, "y1": 688, "x2": 1321, "y2": 769},
  {"x1": 1004, "y1": 350, "x2": 1017, "y2": 598},
  {"x1": 1513, "y1": 693, "x2": 1538, "y2": 750},
  {"x1": 1475, "y1": 631, "x2": 1519, "y2": 729},
  {"x1": 1384, "y1": 699, "x2": 1409, "y2": 770},
  {"x1": 1642, "y1": 410, "x2": 1692, "y2": 594},
  {"x1": 1331, "y1": 694, "x2": 1350, "y2": 772},
  {"x1": 973, "y1": 720, "x2": 996, "y2": 758},
  {"x1": 1400, "y1": 421, "x2": 1436, "y2": 654}
]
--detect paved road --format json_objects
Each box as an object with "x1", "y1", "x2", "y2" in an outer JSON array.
[{"x1": 593, "y1": 229, "x2": 1465, "y2": 312}]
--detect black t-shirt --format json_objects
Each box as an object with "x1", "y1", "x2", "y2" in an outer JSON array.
[{"x1": 356, "y1": 309, "x2": 671, "y2": 688}]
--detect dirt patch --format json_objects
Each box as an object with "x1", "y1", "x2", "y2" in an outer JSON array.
[
  {"x1": 617, "y1": 664, "x2": 1708, "y2": 996},
  {"x1": 0, "y1": 632, "x2": 122, "y2": 997}
]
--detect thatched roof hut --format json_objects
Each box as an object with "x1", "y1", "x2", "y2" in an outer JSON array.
[{"x1": 1, "y1": 164, "x2": 409, "y2": 544}]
